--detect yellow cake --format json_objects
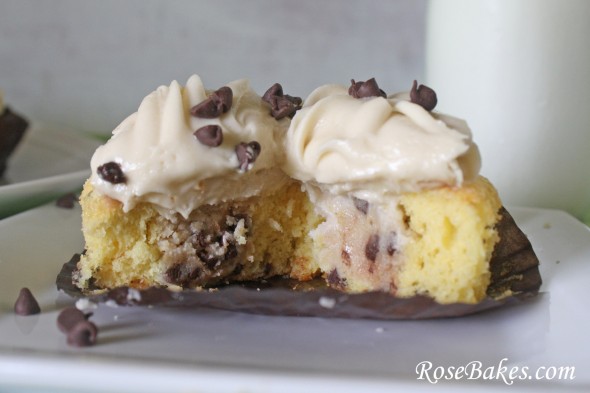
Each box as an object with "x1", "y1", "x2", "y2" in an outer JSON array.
[{"x1": 74, "y1": 75, "x2": 504, "y2": 305}]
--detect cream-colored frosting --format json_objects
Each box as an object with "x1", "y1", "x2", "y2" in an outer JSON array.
[
  {"x1": 92, "y1": 76, "x2": 481, "y2": 217},
  {"x1": 282, "y1": 84, "x2": 481, "y2": 201},
  {"x1": 90, "y1": 75, "x2": 289, "y2": 218}
]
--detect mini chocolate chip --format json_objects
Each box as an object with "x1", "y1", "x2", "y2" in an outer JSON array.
[
  {"x1": 327, "y1": 269, "x2": 346, "y2": 289},
  {"x1": 67, "y1": 320, "x2": 98, "y2": 347},
  {"x1": 386, "y1": 232, "x2": 397, "y2": 256},
  {"x1": 97, "y1": 162, "x2": 126, "y2": 184},
  {"x1": 365, "y1": 234, "x2": 380, "y2": 262},
  {"x1": 262, "y1": 83, "x2": 302, "y2": 120},
  {"x1": 190, "y1": 86, "x2": 233, "y2": 118},
  {"x1": 55, "y1": 193, "x2": 77, "y2": 209},
  {"x1": 262, "y1": 83, "x2": 284, "y2": 103},
  {"x1": 215, "y1": 86, "x2": 233, "y2": 112},
  {"x1": 14, "y1": 288, "x2": 41, "y2": 315},
  {"x1": 348, "y1": 78, "x2": 386, "y2": 99},
  {"x1": 341, "y1": 248, "x2": 352, "y2": 266},
  {"x1": 194, "y1": 125, "x2": 223, "y2": 147},
  {"x1": 57, "y1": 307, "x2": 87, "y2": 333},
  {"x1": 409, "y1": 80, "x2": 437, "y2": 111},
  {"x1": 235, "y1": 141, "x2": 261, "y2": 171},
  {"x1": 352, "y1": 197, "x2": 369, "y2": 214}
]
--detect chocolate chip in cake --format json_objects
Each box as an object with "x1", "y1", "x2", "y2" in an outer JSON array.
[
  {"x1": 190, "y1": 86, "x2": 233, "y2": 118},
  {"x1": 327, "y1": 269, "x2": 347, "y2": 289},
  {"x1": 14, "y1": 287, "x2": 41, "y2": 315},
  {"x1": 57, "y1": 307, "x2": 88, "y2": 334},
  {"x1": 341, "y1": 248, "x2": 352, "y2": 266},
  {"x1": 55, "y1": 193, "x2": 77, "y2": 209},
  {"x1": 165, "y1": 264, "x2": 203, "y2": 286},
  {"x1": 262, "y1": 83, "x2": 302, "y2": 120},
  {"x1": 67, "y1": 320, "x2": 98, "y2": 347},
  {"x1": 409, "y1": 80, "x2": 437, "y2": 111},
  {"x1": 365, "y1": 234, "x2": 380, "y2": 262},
  {"x1": 348, "y1": 78, "x2": 386, "y2": 99},
  {"x1": 235, "y1": 141, "x2": 261, "y2": 171},
  {"x1": 352, "y1": 197, "x2": 369, "y2": 215},
  {"x1": 97, "y1": 162, "x2": 126, "y2": 184},
  {"x1": 194, "y1": 124, "x2": 223, "y2": 147},
  {"x1": 386, "y1": 232, "x2": 397, "y2": 256}
]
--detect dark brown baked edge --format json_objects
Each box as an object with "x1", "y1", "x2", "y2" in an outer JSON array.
[{"x1": 56, "y1": 207, "x2": 542, "y2": 320}]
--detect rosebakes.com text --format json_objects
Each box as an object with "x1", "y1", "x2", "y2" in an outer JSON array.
[{"x1": 416, "y1": 358, "x2": 575, "y2": 385}]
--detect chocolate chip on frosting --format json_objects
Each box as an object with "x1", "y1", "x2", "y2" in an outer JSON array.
[
  {"x1": 14, "y1": 287, "x2": 41, "y2": 316},
  {"x1": 194, "y1": 124, "x2": 223, "y2": 147},
  {"x1": 409, "y1": 80, "x2": 437, "y2": 111},
  {"x1": 262, "y1": 83, "x2": 302, "y2": 120},
  {"x1": 190, "y1": 86, "x2": 233, "y2": 118},
  {"x1": 97, "y1": 162, "x2": 126, "y2": 184},
  {"x1": 348, "y1": 78, "x2": 386, "y2": 99},
  {"x1": 235, "y1": 141, "x2": 261, "y2": 171}
]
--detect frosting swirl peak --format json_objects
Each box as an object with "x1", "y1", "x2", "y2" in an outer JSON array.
[
  {"x1": 282, "y1": 84, "x2": 481, "y2": 200},
  {"x1": 90, "y1": 75, "x2": 289, "y2": 218}
]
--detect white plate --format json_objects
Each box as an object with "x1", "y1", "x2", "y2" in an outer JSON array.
[
  {"x1": 0, "y1": 124, "x2": 103, "y2": 218},
  {"x1": 0, "y1": 204, "x2": 588, "y2": 393}
]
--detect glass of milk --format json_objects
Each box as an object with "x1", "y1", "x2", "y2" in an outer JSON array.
[{"x1": 425, "y1": 0, "x2": 590, "y2": 222}]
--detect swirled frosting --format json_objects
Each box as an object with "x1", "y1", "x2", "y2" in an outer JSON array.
[
  {"x1": 90, "y1": 75, "x2": 289, "y2": 218},
  {"x1": 282, "y1": 84, "x2": 481, "y2": 201}
]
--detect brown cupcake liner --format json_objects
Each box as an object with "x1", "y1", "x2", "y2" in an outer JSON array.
[{"x1": 56, "y1": 207, "x2": 542, "y2": 320}]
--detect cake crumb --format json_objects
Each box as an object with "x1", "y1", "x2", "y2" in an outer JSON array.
[
  {"x1": 319, "y1": 296, "x2": 336, "y2": 309},
  {"x1": 285, "y1": 199, "x2": 294, "y2": 218},
  {"x1": 268, "y1": 218, "x2": 283, "y2": 232},
  {"x1": 75, "y1": 298, "x2": 98, "y2": 313},
  {"x1": 233, "y1": 218, "x2": 248, "y2": 245},
  {"x1": 126, "y1": 288, "x2": 142, "y2": 303},
  {"x1": 375, "y1": 327, "x2": 385, "y2": 333},
  {"x1": 105, "y1": 300, "x2": 119, "y2": 308}
]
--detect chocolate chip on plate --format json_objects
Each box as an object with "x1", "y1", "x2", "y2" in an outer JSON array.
[
  {"x1": 67, "y1": 320, "x2": 98, "y2": 347},
  {"x1": 409, "y1": 80, "x2": 437, "y2": 111},
  {"x1": 348, "y1": 78, "x2": 386, "y2": 99},
  {"x1": 190, "y1": 86, "x2": 233, "y2": 118},
  {"x1": 235, "y1": 141, "x2": 261, "y2": 171},
  {"x1": 97, "y1": 162, "x2": 126, "y2": 184},
  {"x1": 194, "y1": 124, "x2": 223, "y2": 147},
  {"x1": 14, "y1": 287, "x2": 41, "y2": 316},
  {"x1": 55, "y1": 192, "x2": 77, "y2": 209},
  {"x1": 57, "y1": 307, "x2": 88, "y2": 334}
]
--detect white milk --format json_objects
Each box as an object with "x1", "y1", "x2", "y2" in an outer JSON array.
[{"x1": 425, "y1": 0, "x2": 590, "y2": 221}]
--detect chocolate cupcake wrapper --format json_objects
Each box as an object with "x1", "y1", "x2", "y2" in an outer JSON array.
[{"x1": 56, "y1": 208, "x2": 542, "y2": 320}]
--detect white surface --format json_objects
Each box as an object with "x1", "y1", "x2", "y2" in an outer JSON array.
[
  {"x1": 0, "y1": 203, "x2": 589, "y2": 392},
  {"x1": 425, "y1": 0, "x2": 590, "y2": 220},
  {"x1": 0, "y1": 124, "x2": 102, "y2": 218}
]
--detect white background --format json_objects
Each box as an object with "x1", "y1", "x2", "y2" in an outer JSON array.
[{"x1": 0, "y1": 0, "x2": 426, "y2": 134}]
